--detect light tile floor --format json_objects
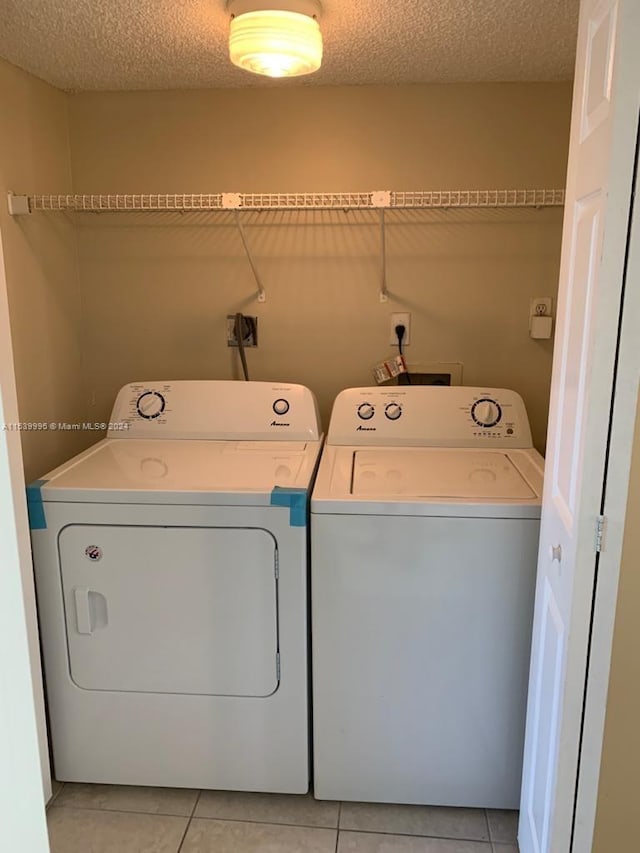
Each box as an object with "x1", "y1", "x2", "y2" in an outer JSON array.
[{"x1": 46, "y1": 783, "x2": 519, "y2": 852}]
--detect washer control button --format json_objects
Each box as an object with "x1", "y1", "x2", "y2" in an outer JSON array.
[
  {"x1": 357, "y1": 403, "x2": 375, "y2": 420},
  {"x1": 385, "y1": 402, "x2": 402, "y2": 420},
  {"x1": 273, "y1": 398, "x2": 290, "y2": 416}
]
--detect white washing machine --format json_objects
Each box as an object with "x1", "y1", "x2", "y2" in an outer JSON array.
[
  {"x1": 29, "y1": 380, "x2": 322, "y2": 793},
  {"x1": 311, "y1": 386, "x2": 543, "y2": 808}
]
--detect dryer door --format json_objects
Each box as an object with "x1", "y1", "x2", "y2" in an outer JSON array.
[{"x1": 59, "y1": 525, "x2": 279, "y2": 697}]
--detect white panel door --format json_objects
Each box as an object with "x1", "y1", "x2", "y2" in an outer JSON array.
[
  {"x1": 519, "y1": 1, "x2": 640, "y2": 851},
  {"x1": 0, "y1": 225, "x2": 50, "y2": 846}
]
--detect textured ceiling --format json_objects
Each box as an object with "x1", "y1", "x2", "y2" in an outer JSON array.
[{"x1": 0, "y1": 0, "x2": 579, "y2": 91}]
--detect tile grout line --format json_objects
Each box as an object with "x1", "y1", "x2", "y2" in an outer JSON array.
[
  {"x1": 335, "y1": 802, "x2": 342, "y2": 853},
  {"x1": 47, "y1": 802, "x2": 341, "y2": 832},
  {"x1": 194, "y1": 821, "x2": 490, "y2": 842},
  {"x1": 188, "y1": 814, "x2": 340, "y2": 832},
  {"x1": 330, "y1": 826, "x2": 492, "y2": 842},
  {"x1": 486, "y1": 809, "x2": 521, "y2": 849},
  {"x1": 485, "y1": 808, "x2": 494, "y2": 845},
  {"x1": 47, "y1": 802, "x2": 200, "y2": 819},
  {"x1": 176, "y1": 789, "x2": 202, "y2": 853}
]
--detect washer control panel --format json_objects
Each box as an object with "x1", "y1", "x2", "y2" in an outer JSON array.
[
  {"x1": 108, "y1": 381, "x2": 321, "y2": 441},
  {"x1": 327, "y1": 387, "x2": 533, "y2": 448}
]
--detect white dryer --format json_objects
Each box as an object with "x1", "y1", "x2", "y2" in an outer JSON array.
[
  {"x1": 29, "y1": 380, "x2": 322, "y2": 793},
  {"x1": 311, "y1": 386, "x2": 543, "y2": 808}
]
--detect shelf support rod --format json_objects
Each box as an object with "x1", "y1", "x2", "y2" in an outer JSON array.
[
  {"x1": 372, "y1": 191, "x2": 392, "y2": 303},
  {"x1": 379, "y1": 209, "x2": 388, "y2": 303},
  {"x1": 234, "y1": 211, "x2": 266, "y2": 303}
]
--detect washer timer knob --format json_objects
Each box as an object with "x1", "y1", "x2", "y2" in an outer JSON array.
[
  {"x1": 385, "y1": 402, "x2": 402, "y2": 421},
  {"x1": 273, "y1": 398, "x2": 290, "y2": 416},
  {"x1": 136, "y1": 391, "x2": 166, "y2": 420},
  {"x1": 471, "y1": 398, "x2": 502, "y2": 428},
  {"x1": 357, "y1": 403, "x2": 375, "y2": 420}
]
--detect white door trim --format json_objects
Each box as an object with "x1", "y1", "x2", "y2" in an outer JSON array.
[{"x1": 0, "y1": 224, "x2": 50, "y2": 850}]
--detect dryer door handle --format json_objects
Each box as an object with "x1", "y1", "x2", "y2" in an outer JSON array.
[{"x1": 74, "y1": 587, "x2": 93, "y2": 635}]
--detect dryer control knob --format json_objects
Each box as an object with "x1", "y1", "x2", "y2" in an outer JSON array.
[
  {"x1": 136, "y1": 391, "x2": 166, "y2": 420},
  {"x1": 471, "y1": 398, "x2": 502, "y2": 428},
  {"x1": 357, "y1": 403, "x2": 375, "y2": 420},
  {"x1": 385, "y1": 403, "x2": 402, "y2": 420},
  {"x1": 273, "y1": 398, "x2": 290, "y2": 416}
]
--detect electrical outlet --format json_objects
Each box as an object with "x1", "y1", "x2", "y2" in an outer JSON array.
[
  {"x1": 227, "y1": 315, "x2": 258, "y2": 347},
  {"x1": 390, "y1": 312, "x2": 411, "y2": 346},
  {"x1": 529, "y1": 297, "x2": 553, "y2": 337},
  {"x1": 530, "y1": 297, "x2": 552, "y2": 317}
]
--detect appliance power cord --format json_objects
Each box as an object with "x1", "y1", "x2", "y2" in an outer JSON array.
[
  {"x1": 395, "y1": 323, "x2": 411, "y2": 385},
  {"x1": 234, "y1": 312, "x2": 250, "y2": 381}
]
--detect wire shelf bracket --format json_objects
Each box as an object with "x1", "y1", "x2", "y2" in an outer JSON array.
[{"x1": 7, "y1": 192, "x2": 31, "y2": 216}]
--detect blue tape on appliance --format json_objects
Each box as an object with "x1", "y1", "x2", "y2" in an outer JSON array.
[
  {"x1": 26, "y1": 479, "x2": 48, "y2": 530},
  {"x1": 270, "y1": 486, "x2": 308, "y2": 527}
]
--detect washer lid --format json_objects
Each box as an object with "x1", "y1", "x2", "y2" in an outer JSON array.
[
  {"x1": 351, "y1": 449, "x2": 536, "y2": 499},
  {"x1": 41, "y1": 438, "x2": 318, "y2": 499}
]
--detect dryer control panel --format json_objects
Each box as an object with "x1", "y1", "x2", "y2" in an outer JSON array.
[
  {"x1": 328, "y1": 387, "x2": 533, "y2": 448},
  {"x1": 107, "y1": 381, "x2": 321, "y2": 441}
]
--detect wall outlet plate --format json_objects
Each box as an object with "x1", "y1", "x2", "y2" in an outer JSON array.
[{"x1": 390, "y1": 312, "x2": 411, "y2": 346}]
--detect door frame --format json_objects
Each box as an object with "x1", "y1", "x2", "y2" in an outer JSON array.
[{"x1": 0, "y1": 226, "x2": 50, "y2": 847}]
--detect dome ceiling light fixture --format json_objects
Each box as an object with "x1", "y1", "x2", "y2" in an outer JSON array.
[{"x1": 227, "y1": 0, "x2": 323, "y2": 79}]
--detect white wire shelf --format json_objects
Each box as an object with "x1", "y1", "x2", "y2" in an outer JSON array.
[
  {"x1": 6, "y1": 188, "x2": 565, "y2": 305},
  {"x1": 7, "y1": 188, "x2": 565, "y2": 215}
]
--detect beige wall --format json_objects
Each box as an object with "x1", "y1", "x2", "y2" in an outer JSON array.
[
  {"x1": 69, "y1": 83, "x2": 571, "y2": 447},
  {"x1": 592, "y1": 389, "x2": 640, "y2": 851},
  {"x1": 0, "y1": 59, "x2": 85, "y2": 481}
]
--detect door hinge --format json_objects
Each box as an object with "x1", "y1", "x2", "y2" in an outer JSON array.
[
  {"x1": 276, "y1": 652, "x2": 281, "y2": 681},
  {"x1": 274, "y1": 551, "x2": 279, "y2": 580},
  {"x1": 595, "y1": 515, "x2": 606, "y2": 553}
]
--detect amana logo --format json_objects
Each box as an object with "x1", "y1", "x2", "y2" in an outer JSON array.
[
  {"x1": 270, "y1": 421, "x2": 290, "y2": 427},
  {"x1": 85, "y1": 545, "x2": 102, "y2": 561},
  {"x1": 356, "y1": 426, "x2": 377, "y2": 431}
]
